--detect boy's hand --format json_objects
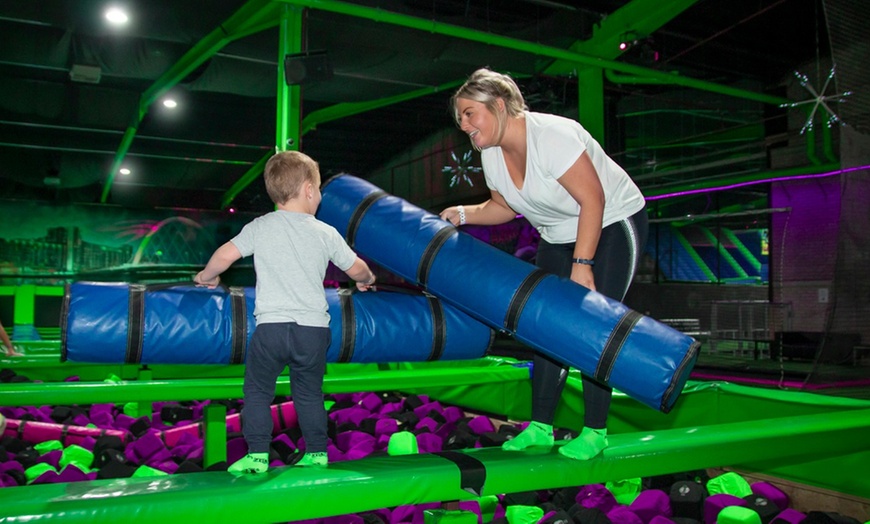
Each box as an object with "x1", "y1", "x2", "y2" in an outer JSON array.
[
  {"x1": 355, "y1": 275, "x2": 376, "y2": 292},
  {"x1": 194, "y1": 271, "x2": 220, "y2": 289}
]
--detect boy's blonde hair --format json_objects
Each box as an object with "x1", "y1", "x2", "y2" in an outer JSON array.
[
  {"x1": 264, "y1": 150, "x2": 320, "y2": 205},
  {"x1": 450, "y1": 68, "x2": 528, "y2": 147}
]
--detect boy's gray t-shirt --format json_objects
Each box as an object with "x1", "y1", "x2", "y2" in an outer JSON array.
[{"x1": 231, "y1": 210, "x2": 357, "y2": 327}]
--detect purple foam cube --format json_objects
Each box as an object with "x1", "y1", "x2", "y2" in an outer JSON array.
[
  {"x1": 770, "y1": 509, "x2": 806, "y2": 524},
  {"x1": 0, "y1": 472, "x2": 19, "y2": 488},
  {"x1": 413, "y1": 401, "x2": 444, "y2": 420},
  {"x1": 57, "y1": 464, "x2": 89, "y2": 483},
  {"x1": 330, "y1": 407, "x2": 369, "y2": 427},
  {"x1": 226, "y1": 437, "x2": 248, "y2": 465},
  {"x1": 358, "y1": 393, "x2": 383, "y2": 413},
  {"x1": 442, "y1": 406, "x2": 465, "y2": 424},
  {"x1": 375, "y1": 417, "x2": 399, "y2": 437},
  {"x1": 751, "y1": 482, "x2": 789, "y2": 513},
  {"x1": 417, "y1": 432, "x2": 443, "y2": 453},
  {"x1": 704, "y1": 494, "x2": 746, "y2": 524},
  {"x1": 609, "y1": 506, "x2": 644, "y2": 524},
  {"x1": 335, "y1": 431, "x2": 375, "y2": 453},
  {"x1": 112, "y1": 414, "x2": 136, "y2": 431},
  {"x1": 415, "y1": 417, "x2": 440, "y2": 434},
  {"x1": 127, "y1": 433, "x2": 166, "y2": 462},
  {"x1": 466, "y1": 415, "x2": 495, "y2": 435},
  {"x1": 630, "y1": 489, "x2": 673, "y2": 523},
  {"x1": 37, "y1": 450, "x2": 62, "y2": 469},
  {"x1": 31, "y1": 470, "x2": 61, "y2": 485},
  {"x1": 577, "y1": 484, "x2": 618, "y2": 514},
  {"x1": 326, "y1": 443, "x2": 345, "y2": 463},
  {"x1": 71, "y1": 414, "x2": 91, "y2": 427}
]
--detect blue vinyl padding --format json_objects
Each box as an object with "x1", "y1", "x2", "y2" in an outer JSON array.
[
  {"x1": 62, "y1": 282, "x2": 493, "y2": 365},
  {"x1": 317, "y1": 174, "x2": 700, "y2": 413}
]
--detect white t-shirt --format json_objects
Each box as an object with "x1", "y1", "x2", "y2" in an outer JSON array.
[{"x1": 482, "y1": 111, "x2": 646, "y2": 244}]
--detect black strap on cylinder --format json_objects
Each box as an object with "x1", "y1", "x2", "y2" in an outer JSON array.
[
  {"x1": 416, "y1": 227, "x2": 457, "y2": 287},
  {"x1": 60, "y1": 283, "x2": 73, "y2": 362},
  {"x1": 594, "y1": 309, "x2": 643, "y2": 383},
  {"x1": 346, "y1": 190, "x2": 387, "y2": 248},
  {"x1": 229, "y1": 287, "x2": 247, "y2": 364},
  {"x1": 660, "y1": 339, "x2": 701, "y2": 413},
  {"x1": 433, "y1": 451, "x2": 487, "y2": 497},
  {"x1": 124, "y1": 284, "x2": 146, "y2": 364},
  {"x1": 337, "y1": 290, "x2": 356, "y2": 363},
  {"x1": 426, "y1": 295, "x2": 446, "y2": 361},
  {"x1": 503, "y1": 269, "x2": 549, "y2": 332}
]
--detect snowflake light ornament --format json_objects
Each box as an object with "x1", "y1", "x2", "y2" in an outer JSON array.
[
  {"x1": 442, "y1": 149, "x2": 482, "y2": 188},
  {"x1": 780, "y1": 66, "x2": 851, "y2": 135}
]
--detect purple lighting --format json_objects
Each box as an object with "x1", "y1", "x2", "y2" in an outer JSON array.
[{"x1": 645, "y1": 164, "x2": 870, "y2": 201}]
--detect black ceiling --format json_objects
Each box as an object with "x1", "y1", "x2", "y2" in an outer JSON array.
[{"x1": 0, "y1": 0, "x2": 836, "y2": 214}]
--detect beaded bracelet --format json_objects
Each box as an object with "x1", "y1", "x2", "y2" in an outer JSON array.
[
  {"x1": 457, "y1": 205, "x2": 466, "y2": 226},
  {"x1": 572, "y1": 258, "x2": 595, "y2": 266}
]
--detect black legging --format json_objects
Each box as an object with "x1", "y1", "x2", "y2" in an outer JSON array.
[{"x1": 531, "y1": 208, "x2": 648, "y2": 429}]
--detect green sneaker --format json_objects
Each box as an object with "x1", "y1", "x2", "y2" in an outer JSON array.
[
  {"x1": 502, "y1": 421, "x2": 554, "y2": 451},
  {"x1": 296, "y1": 452, "x2": 328, "y2": 467},
  {"x1": 558, "y1": 427, "x2": 608, "y2": 460},
  {"x1": 228, "y1": 453, "x2": 269, "y2": 475}
]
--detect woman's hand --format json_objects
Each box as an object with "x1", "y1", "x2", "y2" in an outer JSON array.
[
  {"x1": 570, "y1": 264, "x2": 596, "y2": 291},
  {"x1": 439, "y1": 206, "x2": 465, "y2": 226}
]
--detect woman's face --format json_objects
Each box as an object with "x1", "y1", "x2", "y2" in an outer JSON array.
[{"x1": 455, "y1": 97, "x2": 500, "y2": 149}]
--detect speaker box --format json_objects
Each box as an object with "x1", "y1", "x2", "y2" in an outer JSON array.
[{"x1": 284, "y1": 50, "x2": 332, "y2": 85}]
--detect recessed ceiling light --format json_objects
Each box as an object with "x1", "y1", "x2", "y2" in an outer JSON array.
[
  {"x1": 119, "y1": 167, "x2": 131, "y2": 175},
  {"x1": 105, "y1": 6, "x2": 129, "y2": 25},
  {"x1": 163, "y1": 99, "x2": 178, "y2": 109}
]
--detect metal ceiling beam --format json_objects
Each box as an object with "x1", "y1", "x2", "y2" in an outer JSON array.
[
  {"x1": 275, "y1": 4, "x2": 303, "y2": 154},
  {"x1": 643, "y1": 162, "x2": 841, "y2": 198},
  {"x1": 546, "y1": 0, "x2": 700, "y2": 67},
  {"x1": 220, "y1": 79, "x2": 467, "y2": 208},
  {"x1": 100, "y1": 0, "x2": 279, "y2": 203},
  {"x1": 275, "y1": 0, "x2": 788, "y2": 107}
]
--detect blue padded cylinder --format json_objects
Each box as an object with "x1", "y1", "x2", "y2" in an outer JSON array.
[
  {"x1": 317, "y1": 174, "x2": 700, "y2": 413},
  {"x1": 62, "y1": 282, "x2": 493, "y2": 365}
]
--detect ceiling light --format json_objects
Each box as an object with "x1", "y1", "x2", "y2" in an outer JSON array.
[
  {"x1": 619, "y1": 32, "x2": 640, "y2": 52},
  {"x1": 105, "y1": 6, "x2": 129, "y2": 25},
  {"x1": 119, "y1": 167, "x2": 131, "y2": 175},
  {"x1": 162, "y1": 99, "x2": 178, "y2": 109}
]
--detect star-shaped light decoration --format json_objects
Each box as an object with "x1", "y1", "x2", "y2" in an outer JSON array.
[
  {"x1": 780, "y1": 66, "x2": 852, "y2": 135},
  {"x1": 442, "y1": 149, "x2": 482, "y2": 188}
]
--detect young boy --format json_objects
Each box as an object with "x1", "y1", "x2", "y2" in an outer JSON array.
[{"x1": 194, "y1": 150, "x2": 376, "y2": 474}]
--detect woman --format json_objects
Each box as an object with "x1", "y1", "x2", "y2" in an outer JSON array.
[{"x1": 440, "y1": 68, "x2": 648, "y2": 460}]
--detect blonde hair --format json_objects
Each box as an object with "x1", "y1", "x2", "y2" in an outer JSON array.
[
  {"x1": 451, "y1": 68, "x2": 528, "y2": 146},
  {"x1": 263, "y1": 150, "x2": 320, "y2": 205}
]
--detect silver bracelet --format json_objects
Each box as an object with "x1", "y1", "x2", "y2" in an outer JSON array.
[{"x1": 457, "y1": 205, "x2": 466, "y2": 226}]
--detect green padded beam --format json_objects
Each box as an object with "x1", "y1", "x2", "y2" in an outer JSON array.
[
  {"x1": 1, "y1": 408, "x2": 868, "y2": 523},
  {"x1": 0, "y1": 365, "x2": 530, "y2": 407}
]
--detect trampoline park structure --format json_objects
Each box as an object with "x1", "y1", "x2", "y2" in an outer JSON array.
[
  {"x1": 1, "y1": 1, "x2": 869, "y2": 522},
  {"x1": 2, "y1": 180, "x2": 869, "y2": 521}
]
